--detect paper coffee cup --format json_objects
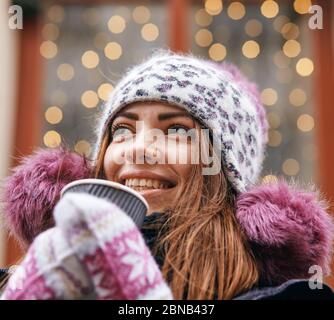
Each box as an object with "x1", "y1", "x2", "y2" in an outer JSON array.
[{"x1": 60, "y1": 179, "x2": 149, "y2": 228}]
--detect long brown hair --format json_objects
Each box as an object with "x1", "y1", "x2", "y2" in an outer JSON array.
[{"x1": 94, "y1": 119, "x2": 259, "y2": 299}]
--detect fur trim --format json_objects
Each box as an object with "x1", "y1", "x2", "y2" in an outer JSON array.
[
  {"x1": 1, "y1": 147, "x2": 92, "y2": 248},
  {"x1": 236, "y1": 177, "x2": 334, "y2": 286},
  {"x1": 1, "y1": 148, "x2": 334, "y2": 286}
]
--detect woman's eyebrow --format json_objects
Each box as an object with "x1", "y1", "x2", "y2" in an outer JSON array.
[
  {"x1": 158, "y1": 112, "x2": 192, "y2": 121},
  {"x1": 114, "y1": 112, "x2": 138, "y2": 120},
  {"x1": 113, "y1": 111, "x2": 192, "y2": 121}
]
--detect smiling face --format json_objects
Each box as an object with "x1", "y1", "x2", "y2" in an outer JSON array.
[{"x1": 103, "y1": 101, "x2": 200, "y2": 215}]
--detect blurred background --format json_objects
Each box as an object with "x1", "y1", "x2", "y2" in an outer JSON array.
[{"x1": 1, "y1": 0, "x2": 333, "y2": 287}]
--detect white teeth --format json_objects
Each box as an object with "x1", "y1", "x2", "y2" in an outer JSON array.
[
  {"x1": 124, "y1": 178, "x2": 171, "y2": 189},
  {"x1": 153, "y1": 180, "x2": 159, "y2": 189}
]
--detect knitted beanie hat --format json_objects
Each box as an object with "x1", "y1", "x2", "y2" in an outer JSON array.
[{"x1": 93, "y1": 48, "x2": 269, "y2": 193}]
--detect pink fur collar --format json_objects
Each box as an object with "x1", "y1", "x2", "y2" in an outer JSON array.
[{"x1": 1, "y1": 147, "x2": 333, "y2": 287}]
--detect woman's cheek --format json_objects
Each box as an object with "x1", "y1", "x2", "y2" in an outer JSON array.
[{"x1": 103, "y1": 143, "x2": 125, "y2": 179}]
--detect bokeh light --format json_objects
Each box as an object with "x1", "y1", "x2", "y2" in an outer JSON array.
[
  {"x1": 208, "y1": 43, "x2": 227, "y2": 61},
  {"x1": 108, "y1": 15, "x2": 126, "y2": 34},
  {"x1": 75, "y1": 140, "x2": 92, "y2": 157},
  {"x1": 42, "y1": 23, "x2": 59, "y2": 41},
  {"x1": 260, "y1": 0, "x2": 279, "y2": 19},
  {"x1": 141, "y1": 23, "x2": 159, "y2": 41},
  {"x1": 283, "y1": 40, "x2": 301, "y2": 58},
  {"x1": 282, "y1": 158, "x2": 300, "y2": 175},
  {"x1": 57, "y1": 63, "x2": 74, "y2": 81},
  {"x1": 132, "y1": 6, "x2": 151, "y2": 24},
  {"x1": 98, "y1": 83, "x2": 114, "y2": 101},
  {"x1": 45, "y1": 106, "x2": 63, "y2": 125},
  {"x1": 195, "y1": 29, "x2": 213, "y2": 47},
  {"x1": 296, "y1": 58, "x2": 314, "y2": 77},
  {"x1": 297, "y1": 114, "x2": 315, "y2": 132},
  {"x1": 289, "y1": 89, "x2": 307, "y2": 107},
  {"x1": 195, "y1": 8, "x2": 213, "y2": 27},
  {"x1": 47, "y1": 5, "x2": 65, "y2": 24},
  {"x1": 81, "y1": 90, "x2": 99, "y2": 108},
  {"x1": 40, "y1": 41, "x2": 58, "y2": 59},
  {"x1": 227, "y1": 2, "x2": 246, "y2": 20},
  {"x1": 268, "y1": 130, "x2": 282, "y2": 147},
  {"x1": 267, "y1": 112, "x2": 281, "y2": 129},
  {"x1": 43, "y1": 130, "x2": 62, "y2": 148},
  {"x1": 81, "y1": 50, "x2": 100, "y2": 69},
  {"x1": 205, "y1": 0, "x2": 223, "y2": 16},
  {"x1": 245, "y1": 19, "x2": 263, "y2": 37},
  {"x1": 242, "y1": 40, "x2": 260, "y2": 59},
  {"x1": 261, "y1": 88, "x2": 278, "y2": 106},
  {"x1": 104, "y1": 42, "x2": 122, "y2": 60},
  {"x1": 293, "y1": 0, "x2": 312, "y2": 14}
]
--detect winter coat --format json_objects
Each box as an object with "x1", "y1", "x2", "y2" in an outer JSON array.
[{"x1": 1, "y1": 148, "x2": 334, "y2": 300}]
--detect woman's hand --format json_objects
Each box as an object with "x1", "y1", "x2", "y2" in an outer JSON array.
[{"x1": 1, "y1": 193, "x2": 173, "y2": 300}]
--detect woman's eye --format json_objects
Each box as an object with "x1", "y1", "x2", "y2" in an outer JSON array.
[
  {"x1": 168, "y1": 125, "x2": 189, "y2": 136},
  {"x1": 111, "y1": 125, "x2": 133, "y2": 141}
]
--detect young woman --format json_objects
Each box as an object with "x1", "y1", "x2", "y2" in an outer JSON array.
[{"x1": 1, "y1": 49, "x2": 334, "y2": 300}]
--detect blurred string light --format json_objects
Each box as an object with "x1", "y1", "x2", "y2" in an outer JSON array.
[
  {"x1": 108, "y1": 15, "x2": 126, "y2": 34},
  {"x1": 273, "y1": 50, "x2": 291, "y2": 69},
  {"x1": 132, "y1": 6, "x2": 151, "y2": 24},
  {"x1": 40, "y1": 40, "x2": 58, "y2": 59},
  {"x1": 244, "y1": 19, "x2": 263, "y2": 37},
  {"x1": 195, "y1": 29, "x2": 213, "y2": 47},
  {"x1": 289, "y1": 88, "x2": 307, "y2": 107},
  {"x1": 281, "y1": 22, "x2": 300, "y2": 40},
  {"x1": 42, "y1": 23, "x2": 59, "y2": 41},
  {"x1": 242, "y1": 40, "x2": 260, "y2": 59},
  {"x1": 57, "y1": 63, "x2": 74, "y2": 81},
  {"x1": 282, "y1": 158, "x2": 300, "y2": 176},
  {"x1": 114, "y1": 6, "x2": 131, "y2": 21},
  {"x1": 45, "y1": 106, "x2": 63, "y2": 125},
  {"x1": 262, "y1": 174, "x2": 278, "y2": 183},
  {"x1": 227, "y1": 2, "x2": 246, "y2": 20},
  {"x1": 195, "y1": 8, "x2": 213, "y2": 27},
  {"x1": 283, "y1": 40, "x2": 301, "y2": 58},
  {"x1": 297, "y1": 114, "x2": 314, "y2": 132},
  {"x1": 268, "y1": 129, "x2": 282, "y2": 147},
  {"x1": 43, "y1": 130, "x2": 61, "y2": 148},
  {"x1": 94, "y1": 32, "x2": 109, "y2": 49},
  {"x1": 273, "y1": 15, "x2": 289, "y2": 32},
  {"x1": 47, "y1": 5, "x2": 65, "y2": 24},
  {"x1": 267, "y1": 112, "x2": 281, "y2": 129},
  {"x1": 296, "y1": 57, "x2": 314, "y2": 76},
  {"x1": 81, "y1": 50, "x2": 100, "y2": 69},
  {"x1": 98, "y1": 83, "x2": 114, "y2": 101},
  {"x1": 261, "y1": 88, "x2": 278, "y2": 106},
  {"x1": 141, "y1": 23, "x2": 159, "y2": 41},
  {"x1": 260, "y1": 0, "x2": 279, "y2": 19},
  {"x1": 75, "y1": 140, "x2": 92, "y2": 157},
  {"x1": 81, "y1": 90, "x2": 99, "y2": 108},
  {"x1": 205, "y1": 0, "x2": 223, "y2": 16},
  {"x1": 293, "y1": 0, "x2": 312, "y2": 14},
  {"x1": 104, "y1": 42, "x2": 122, "y2": 60},
  {"x1": 208, "y1": 43, "x2": 227, "y2": 61}
]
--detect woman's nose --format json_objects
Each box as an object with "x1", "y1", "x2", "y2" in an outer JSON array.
[{"x1": 126, "y1": 127, "x2": 163, "y2": 164}]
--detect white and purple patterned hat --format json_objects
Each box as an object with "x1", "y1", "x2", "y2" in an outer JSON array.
[{"x1": 93, "y1": 48, "x2": 269, "y2": 193}]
